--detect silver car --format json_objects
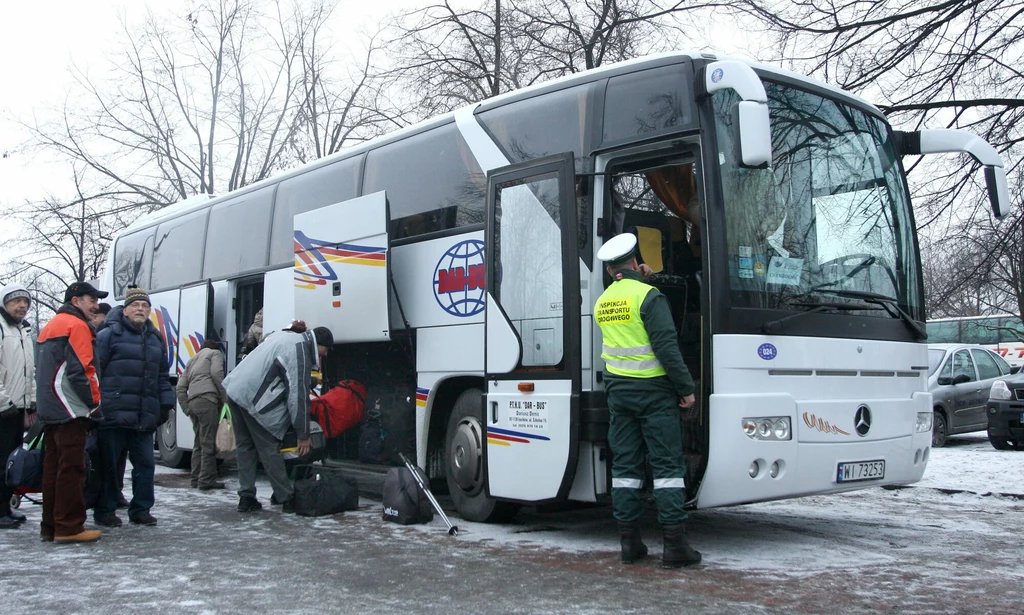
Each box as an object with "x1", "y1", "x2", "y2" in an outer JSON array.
[{"x1": 928, "y1": 343, "x2": 1015, "y2": 447}]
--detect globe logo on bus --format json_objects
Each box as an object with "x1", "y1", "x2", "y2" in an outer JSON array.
[
  {"x1": 433, "y1": 240, "x2": 486, "y2": 317},
  {"x1": 711, "y1": 68, "x2": 724, "y2": 83}
]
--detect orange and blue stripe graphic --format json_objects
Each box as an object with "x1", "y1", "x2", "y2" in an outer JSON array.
[
  {"x1": 293, "y1": 230, "x2": 386, "y2": 290},
  {"x1": 487, "y1": 427, "x2": 551, "y2": 447},
  {"x1": 415, "y1": 388, "x2": 428, "y2": 408},
  {"x1": 150, "y1": 307, "x2": 205, "y2": 375}
]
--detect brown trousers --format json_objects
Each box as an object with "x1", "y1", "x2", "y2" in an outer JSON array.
[
  {"x1": 189, "y1": 397, "x2": 221, "y2": 487},
  {"x1": 41, "y1": 419, "x2": 91, "y2": 538}
]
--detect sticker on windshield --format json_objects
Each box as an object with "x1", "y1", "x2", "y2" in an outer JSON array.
[{"x1": 766, "y1": 257, "x2": 804, "y2": 286}]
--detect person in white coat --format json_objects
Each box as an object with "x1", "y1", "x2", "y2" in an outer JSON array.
[{"x1": 1, "y1": 283, "x2": 36, "y2": 529}]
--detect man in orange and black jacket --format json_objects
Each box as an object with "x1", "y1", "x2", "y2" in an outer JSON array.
[{"x1": 35, "y1": 281, "x2": 108, "y2": 544}]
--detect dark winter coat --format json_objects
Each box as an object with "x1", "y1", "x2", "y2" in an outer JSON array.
[
  {"x1": 95, "y1": 306, "x2": 174, "y2": 432},
  {"x1": 35, "y1": 303, "x2": 103, "y2": 424}
]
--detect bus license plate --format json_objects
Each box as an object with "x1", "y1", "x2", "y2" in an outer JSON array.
[{"x1": 836, "y1": 460, "x2": 885, "y2": 483}]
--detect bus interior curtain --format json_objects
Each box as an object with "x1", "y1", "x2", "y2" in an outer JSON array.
[{"x1": 644, "y1": 165, "x2": 701, "y2": 256}]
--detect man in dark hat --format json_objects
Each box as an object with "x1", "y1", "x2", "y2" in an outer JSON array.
[
  {"x1": 35, "y1": 281, "x2": 108, "y2": 543},
  {"x1": 93, "y1": 287, "x2": 173, "y2": 528},
  {"x1": 222, "y1": 321, "x2": 332, "y2": 513},
  {"x1": 594, "y1": 233, "x2": 701, "y2": 568}
]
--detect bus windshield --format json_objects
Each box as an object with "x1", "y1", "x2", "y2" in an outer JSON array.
[{"x1": 711, "y1": 83, "x2": 922, "y2": 317}]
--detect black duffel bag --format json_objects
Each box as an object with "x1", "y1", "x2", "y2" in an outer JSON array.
[
  {"x1": 291, "y1": 464, "x2": 359, "y2": 517},
  {"x1": 382, "y1": 466, "x2": 434, "y2": 525}
]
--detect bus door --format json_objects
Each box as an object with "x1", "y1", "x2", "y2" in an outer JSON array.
[
  {"x1": 173, "y1": 279, "x2": 214, "y2": 451},
  {"x1": 292, "y1": 191, "x2": 391, "y2": 343},
  {"x1": 484, "y1": 153, "x2": 582, "y2": 502}
]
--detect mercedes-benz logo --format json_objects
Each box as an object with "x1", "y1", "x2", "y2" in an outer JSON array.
[{"x1": 854, "y1": 405, "x2": 872, "y2": 437}]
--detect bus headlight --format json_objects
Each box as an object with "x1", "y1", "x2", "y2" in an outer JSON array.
[
  {"x1": 742, "y1": 417, "x2": 792, "y2": 441},
  {"x1": 989, "y1": 380, "x2": 1012, "y2": 401},
  {"x1": 915, "y1": 412, "x2": 933, "y2": 433}
]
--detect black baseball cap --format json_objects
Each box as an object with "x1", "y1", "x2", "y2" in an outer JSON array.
[{"x1": 64, "y1": 281, "x2": 109, "y2": 303}]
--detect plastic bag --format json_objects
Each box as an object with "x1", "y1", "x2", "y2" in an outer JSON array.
[{"x1": 215, "y1": 404, "x2": 236, "y2": 459}]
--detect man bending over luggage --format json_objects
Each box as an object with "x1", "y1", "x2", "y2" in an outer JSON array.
[{"x1": 223, "y1": 321, "x2": 332, "y2": 513}]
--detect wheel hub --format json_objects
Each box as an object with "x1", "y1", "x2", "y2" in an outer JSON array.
[{"x1": 450, "y1": 416, "x2": 483, "y2": 492}]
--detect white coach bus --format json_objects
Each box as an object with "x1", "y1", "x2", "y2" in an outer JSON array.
[{"x1": 99, "y1": 51, "x2": 1010, "y2": 521}]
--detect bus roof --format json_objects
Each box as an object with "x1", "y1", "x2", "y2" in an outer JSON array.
[{"x1": 119, "y1": 50, "x2": 885, "y2": 235}]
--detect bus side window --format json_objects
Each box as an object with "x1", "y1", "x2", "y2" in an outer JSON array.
[{"x1": 363, "y1": 122, "x2": 484, "y2": 240}]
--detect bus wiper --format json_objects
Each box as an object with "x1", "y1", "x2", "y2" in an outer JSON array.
[
  {"x1": 810, "y1": 288, "x2": 928, "y2": 340},
  {"x1": 762, "y1": 298, "x2": 880, "y2": 334}
]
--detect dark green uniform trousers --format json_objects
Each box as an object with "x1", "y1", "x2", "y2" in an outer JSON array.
[{"x1": 606, "y1": 377, "x2": 688, "y2": 525}]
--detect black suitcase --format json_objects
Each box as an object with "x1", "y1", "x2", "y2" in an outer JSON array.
[{"x1": 291, "y1": 464, "x2": 359, "y2": 516}]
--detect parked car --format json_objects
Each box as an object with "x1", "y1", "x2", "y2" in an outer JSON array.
[
  {"x1": 986, "y1": 372, "x2": 1024, "y2": 451},
  {"x1": 927, "y1": 344, "x2": 1015, "y2": 447}
]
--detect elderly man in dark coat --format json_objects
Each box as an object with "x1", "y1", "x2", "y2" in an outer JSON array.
[{"x1": 93, "y1": 287, "x2": 174, "y2": 528}]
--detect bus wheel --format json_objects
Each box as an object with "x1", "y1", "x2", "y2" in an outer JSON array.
[
  {"x1": 445, "y1": 388, "x2": 519, "y2": 523},
  {"x1": 931, "y1": 410, "x2": 948, "y2": 448},
  {"x1": 157, "y1": 411, "x2": 190, "y2": 469}
]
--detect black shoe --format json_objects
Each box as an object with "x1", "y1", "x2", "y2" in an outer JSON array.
[
  {"x1": 0, "y1": 515, "x2": 22, "y2": 529},
  {"x1": 281, "y1": 496, "x2": 296, "y2": 514},
  {"x1": 117, "y1": 495, "x2": 129, "y2": 509},
  {"x1": 94, "y1": 513, "x2": 123, "y2": 528},
  {"x1": 190, "y1": 481, "x2": 199, "y2": 489},
  {"x1": 237, "y1": 496, "x2": 263, "y2": 513},
  {"x1": 9, "y1": 511, "x2": 26, "y2": 523},
  {"x1": 129, "y1": 512, "x2": 158, "y2": 526},
  {"x1": 270, "y1": 493, "x2": 282, "y2": 505},
  {"x1": 198, "y1": 482, "x2": 226, "y2": 491},
  {"x1": 618, "y1": 521, "x2": 648, "y2": 564},
  {"x1": 661, "y1": 523, "x2": 702, "y2": 568}
]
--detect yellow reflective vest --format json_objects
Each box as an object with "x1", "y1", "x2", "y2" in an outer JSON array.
[{"x1": 595, "y1": 278, "x2": 666, "y2": 378}]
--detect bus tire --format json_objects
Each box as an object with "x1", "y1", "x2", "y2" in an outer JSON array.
[
  {"x1": 931, "y1": 410, "x2": 948, "y2": 448},
  {"x1": 444, "y1": 388, "x2": 519, "y2": 523},
  {"x1": 157, "y1": 411, "x2": 191, "y2": 469}
]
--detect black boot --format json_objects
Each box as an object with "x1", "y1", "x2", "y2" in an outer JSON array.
[
  {"x1": 619, "y1": 521, "x2": 648, "y2": 564},
  {"x1": 662, "y1": 523, "x2": 701, "y2": 568}
]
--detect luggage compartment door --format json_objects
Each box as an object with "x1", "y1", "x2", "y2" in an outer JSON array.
[
  {"x1": 173, "y1": 280, "x2": 215, "y2": 450},
  {"x1": 484, "y1": 153, "x2": 581, "y2": 502},
  {"x1": 293, "y1": 191, "x2": 391, "y2": 343}
]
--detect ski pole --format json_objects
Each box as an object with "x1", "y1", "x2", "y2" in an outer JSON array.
[{"x1": 398, "y1": 452, "x2": 459, "y2": 536}]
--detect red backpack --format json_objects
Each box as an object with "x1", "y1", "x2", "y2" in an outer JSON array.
[{"x1": 310, "y1": 380, "x2": 367, "y2": 439}]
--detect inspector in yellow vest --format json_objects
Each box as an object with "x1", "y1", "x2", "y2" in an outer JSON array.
[{"x1": 595, "y1": 277, "x2": 666, "y2": 378}]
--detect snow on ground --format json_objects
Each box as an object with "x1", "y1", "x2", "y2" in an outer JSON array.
[{"x1": 6, "y1": 431, "x2": 1022, "y2": 614}]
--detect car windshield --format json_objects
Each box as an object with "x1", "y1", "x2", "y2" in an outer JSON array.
[
  {"x1": 710, "y1": 82, "x2": 922, "y2": 316},
  {"x1": 928, "y1": 348, "x2": 946, "y2": 375}
]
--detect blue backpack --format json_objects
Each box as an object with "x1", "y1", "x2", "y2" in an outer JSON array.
[{"x1": 6, "y1": 425, "x2": 44, "y2": 491}]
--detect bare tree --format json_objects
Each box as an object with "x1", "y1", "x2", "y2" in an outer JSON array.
[
  {"x1": 384, "y1": 0, "x2": 701, "y2": 117},
  {"x1": 24, "y1": 0, "x2": 387, "y2": 209},
  {"x1": 0, "y1": 168, "x2": 120, "y2": 317}
]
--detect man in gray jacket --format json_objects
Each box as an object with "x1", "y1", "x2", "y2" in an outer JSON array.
[
  {"x1": 222, "y1": 322, "x2": 332, "y2": 513},
  {"x1": 1, "y1": 283, "x2": 36, "y2": 529},
  {"x1": 176, "y1": 338, "x2": 228, "y2": 490}
]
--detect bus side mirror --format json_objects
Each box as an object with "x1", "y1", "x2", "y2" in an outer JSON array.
[
  {"x1": 733, "y1": 101, "x2": 772, "y2": 168},
  {"x1": 983, "y1": 165, "x2": 1011, "y2": 219},
  {"x1": 937, "y1": 376, "x2": 951, "y2": 386},
  {"x1": 894, "y1": 129, "x2": 1011, "y2": 219},
  {"x1": 702, "y1": 60, "x2": 773, "y2": 168}
]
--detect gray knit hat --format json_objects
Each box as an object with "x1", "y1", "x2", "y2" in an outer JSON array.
[{"x1": 2, "y1": 283, "x2": 31, "y2": 307}]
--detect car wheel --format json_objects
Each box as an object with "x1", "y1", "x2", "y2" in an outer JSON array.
[
  {"x1": 444, "y1": 388, "x2": 519, "y2": 523},
  {"x1": 1011, "y1": 440, "x2": 1024, "y2": 452},
  {"x1": 932, "y1": 410, "x2": 947, "y2": 448},
  {"x1": 987, "y1": 428, "x2": 1011, "y2": 450}
]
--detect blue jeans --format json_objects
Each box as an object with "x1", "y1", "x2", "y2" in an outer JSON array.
[{"x1": 95, "y1": 428, "x2": 155, "y2": 519}]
